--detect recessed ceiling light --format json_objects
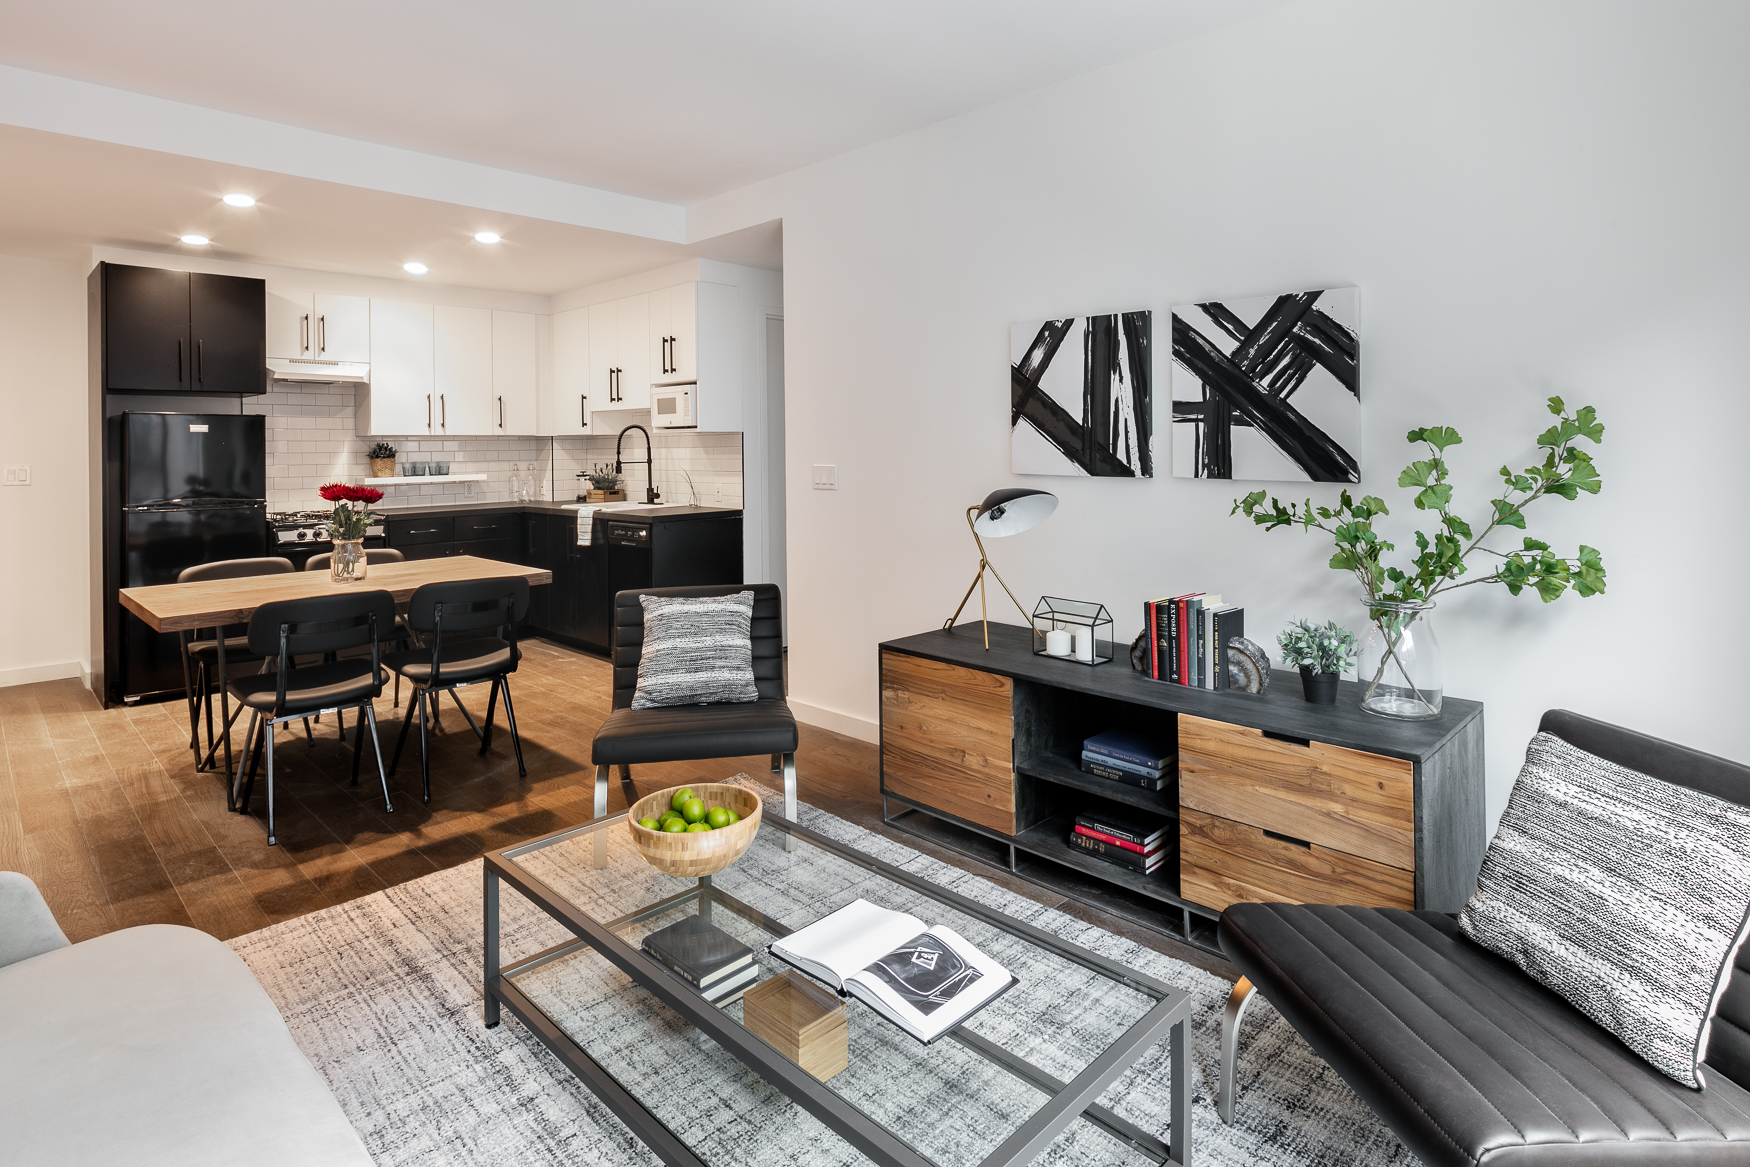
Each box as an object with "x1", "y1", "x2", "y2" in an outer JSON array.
[
  {"x1": 180, "y1": 234, "x2": 210, "y2": 246},
  {"x1": 221, "y1": 192, "x2": 256, "y2": 208},
  {"x1": 403, "y1": 261, "x2": 428, "y2": 275},
  {"x1": 474, "y1": 231, "x2": 501, "y2": 245}
]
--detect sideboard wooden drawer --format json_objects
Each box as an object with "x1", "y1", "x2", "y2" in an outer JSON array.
[
  {"x1": 1178, "y1": 714, "x2": 1415, "y2": 871},
  {"x1": 1180, "y1": 807, "x2": 1415, "y2": 912},
  {"x1": 880, "y1": 651, "x2": 1016, "y2": 834}
]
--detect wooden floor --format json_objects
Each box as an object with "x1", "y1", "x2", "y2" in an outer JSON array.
[{"x1": 0, "y1": 638, "x2": 1234, "y2": 979}]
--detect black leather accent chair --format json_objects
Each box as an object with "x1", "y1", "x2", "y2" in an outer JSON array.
[
  {"x1": 1218, "y1": 709, "x2": 1750, "y2": 1164},
  {"x1": 385, "y1": 577, "x2": 530, "y2": 806},
  {"x1": 229, "y1": 590, "x2": 398, "y2": 846},
  {"x1": 590, "y1": 584, "x2": 796, "y2": 865}
]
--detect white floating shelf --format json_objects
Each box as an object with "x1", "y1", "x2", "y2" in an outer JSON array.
[{"x1": 355, "y1": 474, "x2": 489, "y2": 485}]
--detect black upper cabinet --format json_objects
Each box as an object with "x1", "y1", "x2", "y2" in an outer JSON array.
[
  {"x1": 98, "y1": 262, "x2": 266, "y2": 395},
  {"x1": 102, "y1": 264, "x2": 190, "y2": 393},
  {"x1": 190, "y1": 273, "x2": 266, "y2": 394}
]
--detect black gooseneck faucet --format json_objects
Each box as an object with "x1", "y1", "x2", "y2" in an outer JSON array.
[{"x1": 615, "y1": 424, "x2": 661, "y2": 506}]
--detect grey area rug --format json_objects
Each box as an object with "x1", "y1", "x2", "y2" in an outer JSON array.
[{"x1": 227, "y1": 778, "x2": 1416, "y2": 1167}]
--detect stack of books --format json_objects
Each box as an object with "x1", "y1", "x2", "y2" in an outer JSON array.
[
  {"x1": 641, "y1": 915, "x2": 762, "y2": 1006},
  {"x1": 1144, "y1": 593, "x2": 1244, "y2": 689},
  {"x1": 1067, "y1": 810, "x2": 1169, "y2": 875},
  {"x1": 1080, "y1": 729, "x2": 1174, "y2": 792}
]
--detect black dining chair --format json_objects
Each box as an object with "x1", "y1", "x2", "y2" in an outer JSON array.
[
  {"x1": 385, "y1": 577, "x2": 530, "y2": 806},
  {"x1": 178, "y1": 557, "x2": 295, "y2": 777},
  {"x1": 228, "y1": 589, "x2": 397, "y2": 846},
  {"x1": 304, "y1": 547, "x2": 416, "y2": 707},
  {"x1": 590, "y1": 583, "x2": 796, "y2": 867}
]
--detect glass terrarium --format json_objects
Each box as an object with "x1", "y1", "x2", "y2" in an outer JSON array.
[{"x1": 1032, "y1": 597, "x2": 1113, "y2": 666}]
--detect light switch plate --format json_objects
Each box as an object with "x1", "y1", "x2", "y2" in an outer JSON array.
[
  {"x1": 3, "y1": 466, "x2": 27, "y2": 486},
  {"x1": 812, "y1": 464, "x2": 837, "y2": 490}
]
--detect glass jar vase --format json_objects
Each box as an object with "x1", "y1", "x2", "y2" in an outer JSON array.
[
  {"x1": 329, "y1": 539, "x2": 367, "y2": 584},
  {"x1": 1357, "y1": 599, "x2": 1442, "y2": 719}
]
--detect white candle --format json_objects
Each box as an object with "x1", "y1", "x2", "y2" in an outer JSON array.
[
  {"x1": 1045, "y1": 628, "x2": 1073, "y2": 657},
  {"x1": 1073, "y1": 627, "x2": 1094, "y2": 662}
]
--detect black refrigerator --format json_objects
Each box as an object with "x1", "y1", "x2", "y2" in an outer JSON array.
[{"x1": 120, "y1": 412, "x2": 267, "y2": 700}]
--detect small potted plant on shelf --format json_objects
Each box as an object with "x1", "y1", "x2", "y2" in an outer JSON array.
[
  {"x1": 318, "y1": 482, "x2": 385, "y2": 583},
  {"x1": 1277, "y1": 618, "x2": 1358, "y2": 704},
  {"x1": 367, "y1": 442, "x2": 397, "y2": 478},
  {"x1": 583, "y1": 464, "x2": 625, "y2": 503}
]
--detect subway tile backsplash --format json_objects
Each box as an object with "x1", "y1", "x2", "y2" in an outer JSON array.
[{"x1": 246, "y1": 386, "x2": 743, "y2": 512}]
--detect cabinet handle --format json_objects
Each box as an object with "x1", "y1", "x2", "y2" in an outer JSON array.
[
  {"x1": 498, "y1": 395, "x2": 504, "y2": 428},
  {"x1": 177, "y1": 338, "x2": 184, "y2": 382},
  {"x1": 197, "y1": 339, "x2": 204, "y2": 383},
  {"x1": 426, "y1": 394, "x2": 432, "y2": 429},
  {"x1": 581, "y1": 394, "x2": 587, "y2": 428},
  {"x1": 440, "y1": 394, "x2": 446, "y2": 428},
  {"x1": 301, "y1": 314, "x2": 309, "y2": 354},
  {"x1": 408, "y1": 528, "x2": 438, "y2": 534},
  {"x1": 318, "y1": 314, "x2": 326, "y2": 354},
  {"x1": 1261, "y1": 730, "x2": 1313, "y2": 748},
  {"x1": 1263, "y1": 829, "x2": 1315, "y2": 850}
]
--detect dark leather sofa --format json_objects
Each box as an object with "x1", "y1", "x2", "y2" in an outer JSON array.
[{"x1": 1218, "y1": 709, "x2": 1750, "y2": 1164}]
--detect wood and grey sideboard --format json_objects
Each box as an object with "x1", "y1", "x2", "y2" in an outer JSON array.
[{"x1": 878, "y1": 623, "x2": 1485, "y2": 953}]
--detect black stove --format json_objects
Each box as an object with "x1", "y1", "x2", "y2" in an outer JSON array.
[{"x1": 268, "y1": 509, "x2": 386, "y2": 567}]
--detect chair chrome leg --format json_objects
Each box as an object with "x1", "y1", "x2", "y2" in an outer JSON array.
[
  {"x1": 593, "y1": 764, "x2": 610, "y2": 868},
  {"x1": 364, "y1": 703, "x2": 394, "y2": 814},
  {"x1": 1219, "y1": 976, "x2": 1257, "y2": 1125},
  {"x1": 350, "y1": 706, "x2": 366, "y2": 787},
  {"x1": 770, "y1": 753, "x2": 781, "y2": 773},
  {"x1": 499, "y1": 677, "x2": 527, "y2": 778},
  {"x1": 265, "y1": 718, "x2": 278, "y2": 847},
  {"x1": 781, "y1": 752, "x2": 797, "y2": 853}
]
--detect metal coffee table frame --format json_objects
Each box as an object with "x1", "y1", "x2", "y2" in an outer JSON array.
[{"x1": 484, "y1": 810, "x2": 1194, "y2": 1167}]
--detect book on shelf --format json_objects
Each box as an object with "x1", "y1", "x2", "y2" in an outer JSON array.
[
  {"x1": 1082, "y1": 729, "x2": 1174, "y2": 770},
  {"x1": 1067, "y1": 830, "x2": 1167, "y2": 873},
  {"x1": 1208, "y1": 606, "x2": 1244, "y2": 691},
  {"x1": 1072, "y1": 824, "x2": 1162, "y2": 856},
  {"x1": 642, "y1": 915, "x2": 762, "y2": 1004},
  {"x1": 768, "y1": 899, "x2": 1014, "y2": 1044},
  {"x1": 1074, "y1": 809, "x2": 1170, "y2": 849},
  {"x1": 1080, "y1": 756, "x2": 1170, "y2": 791}
]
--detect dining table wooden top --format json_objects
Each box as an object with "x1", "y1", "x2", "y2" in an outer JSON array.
[{"x1": 118, "y1": 555, "x2": 554, "y2": 633}]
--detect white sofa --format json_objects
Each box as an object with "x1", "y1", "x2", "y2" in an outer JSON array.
[{"x1": 0, "y1": 872, "x2": 375, "y2": 1167}]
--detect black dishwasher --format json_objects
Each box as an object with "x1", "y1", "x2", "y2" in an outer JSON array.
[{"x1": 582, "y1": 508, "x2": 743, "y2": 652}]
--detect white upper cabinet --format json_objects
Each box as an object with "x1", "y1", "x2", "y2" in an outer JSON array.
[
  {"x1": 361, "y1": 299, "x2": 434, "y2": 435},
  {"x1": 491, "y1": 310, "x2": 540, "y2": 435},
  {"x1": 615, "y1": 292, "x2": 651, "y2": 410},
  {"x1": 433, "y1": 305, "x2": 493, "y2": 435},
  {"x1": 266, "y1": 288, "x2": 313, "y2": 359},
  {"x1": 548, "y1": 306, "x2": 591, "y2": 435},
  {"x1": 267, "y1": 289, "x2": 369, "y2": 362},
  {"x1": 588, "y1": 299, "x2": 618, "y2": 406},
  {"x1": 649, "y1": 283, "x2": 697, "y2": 383}
]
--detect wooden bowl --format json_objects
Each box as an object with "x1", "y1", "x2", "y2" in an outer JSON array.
[{"x1": 627, "y1": 783, "x2": 763, "y2": 878}]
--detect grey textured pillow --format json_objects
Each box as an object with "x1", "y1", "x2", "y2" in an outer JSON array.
[
  {"x1": 1459, "y1": 731, "x2": 1750, "y2": 1087},
  {"x1": 631, "y1": 591, "x2": 760, "y2": 709}
]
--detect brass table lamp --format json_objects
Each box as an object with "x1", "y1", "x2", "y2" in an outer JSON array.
[{"x1": 943, "y1": 487, "x2": 1058, "y2": 649}]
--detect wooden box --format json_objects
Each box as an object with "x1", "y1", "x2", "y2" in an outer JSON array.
[{"x1": 742, "y1": 970, "x2": 847, "y2": 1081}]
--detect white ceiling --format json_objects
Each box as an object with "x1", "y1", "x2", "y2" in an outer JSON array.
[{"x1": 0, "y1": 0, "x2": 1292, "y2": 205}]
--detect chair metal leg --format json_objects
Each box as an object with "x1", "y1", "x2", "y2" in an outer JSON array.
[
  {"x1": 364, "y1": 703, "x2": 394, "y2": 814},
  {"x1": 350, "y1": 705, "x2": 366, "y2": 787},
  {"x1": 389, "y1": 686, "x2": 418, "y2": 775},
  {"x1": 618, "y1": 763, "x2": 631, "y2": 783},
  {"x1": 230, "y1": 709, "x2": 260, "y2": 812},
  {"x1": 394, "y1": 672, "x2": 401, "y2": 708},
  {"x1": 499, "y1": 677, "x2": 526, "y2": 778},
  {"x1": 1219, "y1": 976, "x2": 1257, "y2": 1125},
  {"x1": 417, "y1": 689, "x2": 432, "y2": 806},
  {"x1": 448, "y1": 687, "x2": 483, "y2": 743},
  {"x1": 593, "y1": 764, "x2": 609, "y2": 868},
  {"x1": 336, "y1": 706, "x2": 345, "y2": 741},
  {"x1": 265, "y1": 718, "x2": 278, "y2": 847},
  {"x1": 181, "y1": 632, "x2": 199, "y2": 752},
  {"x1": 781, "y1": 752, "x2": 797, "y2": 852},
  {"x1": 302, "y1": 717, "x2": 316, "y2": 747},
  {"x1": 770, "y1": 752, "x2": 781, "y2": 773},
  {"x1": 239, "y1": 715, "x2": 267, "y2": 815},
  {"x1": 480, "y1": 678, "x2": 499, "y2": 753}
]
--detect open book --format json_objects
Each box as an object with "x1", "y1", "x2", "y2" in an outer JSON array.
[{"x1": 768, "y1": 899, "x2": 1014, "y2": 1044}]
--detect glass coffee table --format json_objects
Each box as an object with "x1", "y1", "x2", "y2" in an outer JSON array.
[{"x1": 484, "y1": 806, "x2": 1193, "y2": 1167}]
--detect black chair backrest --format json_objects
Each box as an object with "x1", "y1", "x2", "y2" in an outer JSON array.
[
  {"x1": 1539, "y1": 709, "x2": 1750, "y2": 1091},
  {"x1": 405, "y1": 577, "x2": 529, "y2": 635},
  {"x1": 304, "y1": 548, "x2": 405, "y2": 571},
  {"x1": 611, "y1": 584, "x2": 782, "y2": 711},
  {"x1": 179, "y1": 557, "x2": 294, "y2": 583},
  {"x1": 246, "y1": 590, "x2": 396, "y2": 661}
]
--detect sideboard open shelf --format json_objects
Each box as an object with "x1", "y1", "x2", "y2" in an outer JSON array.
[{"x1": 878, "y1": 623, "x2": 1485, "y2": 956}]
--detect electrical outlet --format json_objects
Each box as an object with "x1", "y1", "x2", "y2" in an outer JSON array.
[
  {"x1": 812, "y1": 464, "x2": 837, "y2": 490},
  {"x1": 714, "y1": 480, "x2": 723, "y2": 502}
]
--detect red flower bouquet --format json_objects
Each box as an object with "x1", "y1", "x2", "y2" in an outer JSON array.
[{"x1": 319, "y1": 482, "x2": 385, "y2": 541}]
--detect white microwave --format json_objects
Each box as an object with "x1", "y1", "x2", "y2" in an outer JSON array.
[{"x1": 651, "y1": 383, "x2": 696, "y2": 429}]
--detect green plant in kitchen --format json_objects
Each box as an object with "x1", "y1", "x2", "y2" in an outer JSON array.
[
  {"x1": 368, "y1": 441, "x2": 396, "y2": 460},
  {"x1": 1277, "y1": 619, "x2": 1358, "y2": 676},
  {"x1": 1233, "y1": 397, "x2": 1607, "y2": 717},
  {"x1": 586, "y1": 464, "x2": 622, "y2": 491}
]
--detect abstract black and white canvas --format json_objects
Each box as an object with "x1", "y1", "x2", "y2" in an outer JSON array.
[
  {"x1": 1011, "y1": 311, "x2": 1152, "y2": 477},
  {"x1": 1171, "y1": 288, "x2": 1360, "y2": 482}
]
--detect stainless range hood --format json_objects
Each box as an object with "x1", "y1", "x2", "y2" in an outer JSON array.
[{"x1": 265, "y1": 357, "x2": 370, "y2": 385}]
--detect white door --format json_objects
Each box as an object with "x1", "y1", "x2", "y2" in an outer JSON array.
[
  {"x1": 366, "y1": 299, "x2": 434, "y2": 435},
  {"x1": 665, "y1": 283, "x2": 697, "y2": 382},
  {"x1": 588, "y1": 300, "x2": 618, "y2": 405},
  {"x1": 434, "y1": 305, "x2": 493, "y2": 435},
  {"x1": 266, "y1": 288, "x2": 313, "y2": 359},
  {"x1": 313, "y1": 294, "x2": 370, "y2": 363},
  {"x1": 616, "y1": 292, "x2": 651, "y2": 410},
  {"x1": 549, "y1": 306, "x2": 591, "y2": 435},
  {"x1": 491, "y1": 310, "x2": 539, "y2": 434}
]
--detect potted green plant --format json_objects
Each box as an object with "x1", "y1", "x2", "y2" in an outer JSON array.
[
  {"x1": 367, "y1": 441, "x2": 397, "y2": 479},
  {"x1": 1234, "y1": 397, "x2": 1607, "y2": 720},
  {"x1": 583, "y1": 464, "x2": 625, "y2": 503},
  {"x1": 1277, "y1": 619, "x2": 1358, "y2": 704}
]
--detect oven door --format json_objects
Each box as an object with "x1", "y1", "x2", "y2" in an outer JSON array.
[{"x1": 651, "y1": 384, "x2": 695, "y2": 429}]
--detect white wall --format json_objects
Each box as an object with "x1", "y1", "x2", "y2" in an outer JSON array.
[
  {"x1": 0, "y1": 254, "x2": 89, "y2": 684},
  {"x1": 702, "y1": 0, "x2": 1750, "y2": 824}
]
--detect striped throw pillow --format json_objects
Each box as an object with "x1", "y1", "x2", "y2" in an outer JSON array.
[
  {"x1": 1459, "y1": 731, "x2": 1750, "y2": 1087},
  {"x1": 631, "y1": 591, "x2": 760, "y2": 709}
]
